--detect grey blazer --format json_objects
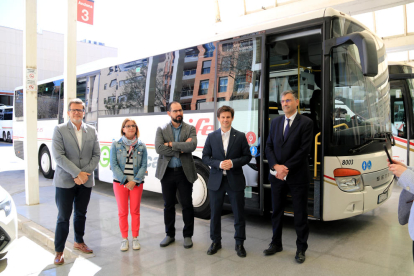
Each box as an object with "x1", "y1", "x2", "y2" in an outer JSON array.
[
  {"x1": 52, "y1": 121, "x2": 100, "y2": 188},
  {"x1": 155, "y1": 121, "x2": 198, "y2": 183}
]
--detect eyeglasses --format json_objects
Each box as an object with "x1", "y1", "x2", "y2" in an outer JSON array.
[
  {"x1": 281, "y1": 99, "x2": 293, "y2": 104},
  {"x1": 69, "y1": 109, "x2": 84, "y2": 113},
  {"x1": 124, "y1": 125, "x2": 136, "y2": 129}
]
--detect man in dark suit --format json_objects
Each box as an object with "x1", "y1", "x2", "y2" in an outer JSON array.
[
  {"x1": 202, "y1": 105, "x2": 251, "y2": 257},
  {"x1": 264, "y1": 90, "x2": 313, "y2": 264}
]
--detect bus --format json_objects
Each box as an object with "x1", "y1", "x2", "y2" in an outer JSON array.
[
  {"x1": 0, "y1": 105, "x2": 13, "y2": 143},
  {"x1": 389, "y1": 62, "x2": 414, "y2": 165},
  {"x1": 13, "y1": 7, "x2": 393, "y2": 221}
]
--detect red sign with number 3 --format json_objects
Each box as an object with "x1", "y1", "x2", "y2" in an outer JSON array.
[{"x1": 77, "y1": 0, "x2": 94, "y2": 25}]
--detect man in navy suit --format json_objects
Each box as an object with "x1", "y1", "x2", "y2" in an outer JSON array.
[
  {"x1": 264, "y1": 90, "x2": 313, "y2": 263},
  {"x1": 202, "y1": 105, "x2": 251, "y2": 257}
]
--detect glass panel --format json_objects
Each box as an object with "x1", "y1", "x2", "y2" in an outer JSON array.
[
  {"x1": 389, "y1": 80, "x2": 407, "y2": 138},
  {"x1": 14, "y1": 89, "x2": 23, "y2": 120},
  {"x1": 84, "y1": 75, "x2": 99, "y2": 122},
  {"x1": 331, "y1": 43, "x2": 391, "y2": 155},
  {"x1": 375, "y1": 6, "x2": 404, "y2": 37},
  {"x1": 99, "y1": 58, "x2": 148, "y2": 115},
  {"x1": 216, "y1": 37, "x2": 262, "y2": 147},
  {"x1": 38, "y1": 80, "x2": 62, "y2": 119},
  {"x1": 352, "y1": 12, "x2": 375, "y2": 33},
  {"x1": 407, "y1": 3, "x2": 414, "y2": 33},
  {"x1": 332, "y1": 17, "x2": 364, "y2": 38},
  {"x1": 388, "y1": 51, "x2": 408, "y2": 62},
  {"x1": 267, "y1": 29, "x2": 322, "y2": 132}
]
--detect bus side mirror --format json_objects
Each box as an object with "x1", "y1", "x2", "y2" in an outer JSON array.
[{"x1": 324, "y1": 31, "x2": 378, "y2": 77}]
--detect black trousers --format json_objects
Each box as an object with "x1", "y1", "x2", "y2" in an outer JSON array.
[
  {"x1": 270, "y1": 180, "x2": 309, "y2": 252},
  {"x1": 209, "y1": 176, "x2": 246, "y2": 245},
  {"x1": 160, "y1": 168, "x2": 194, "y2": 238},
  {"x1": 54, "y1": 185, "x2": 92, "y2": 252}
]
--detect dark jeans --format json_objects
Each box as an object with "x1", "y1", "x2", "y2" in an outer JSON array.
[
  {"x1": 160, "y1": 168, "x2": 194, "y2": 238},
  {"x1": 54, "y1": 185, "x2": 92, "y2": 252},
  {"x1": 270, "y1": 180, "x2": 309, "y2": 252},
  {"x1": 209, "y1": 176, "x2": 246, "y2": 245}
]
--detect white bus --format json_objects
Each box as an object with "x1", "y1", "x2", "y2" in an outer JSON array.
[
  {"x1": 13, "y1": 8, "x2": 393, "y2": 220},
  {"x1": 0, "y1": 105, "x2": 13, "y2": 143},
  {"x1": 389, "y1": 62, "x2": 414, "y2": 165}
]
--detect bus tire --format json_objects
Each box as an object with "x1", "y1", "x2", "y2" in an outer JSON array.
[
  {"x1": 39, "y1": 147, "x2": 54, "y2": 179},
  {"x1": 192, "y1": 159, "x2": 210, "y2": 219},
  {"x1": 7, "y1": 132, "x2": 11, "y2": 143},
  {"x1": 2, "y1": 131, "x2": 5, "y2": 141}
]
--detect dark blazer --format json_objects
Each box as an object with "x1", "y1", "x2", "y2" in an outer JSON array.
[
  {"x1": 202, "y1": 128, "x2": 251, "y2": 191},
  {"x1": 265, "y1": 113, "x2": 313, "y2": 184}
]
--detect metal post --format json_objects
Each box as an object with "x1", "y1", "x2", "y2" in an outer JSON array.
[
  {"x1": 64, "y1": 0, "x2": 77, "y2": 122},
  {"x1": 23, "y1": 0, "x2": 39, "y2": 205}
]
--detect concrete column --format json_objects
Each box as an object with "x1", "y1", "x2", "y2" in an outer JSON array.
[
  {"x1": 23, "y1": 0, "x2": 39, "y2": 205},
  {"x1": 64, "y1": 0, "x2": 77, "y2": 122}
]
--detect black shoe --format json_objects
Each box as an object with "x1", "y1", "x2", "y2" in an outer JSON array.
[
  {"x1": 295, "y1": 251, "x2": 306, "y2": 263},
  {"x1": 235, "y1": 244, "x2": 246, "y2": 258},
  {"x1": 263, "y1": 243, "x2": 283, "y2": 255},
  {"x1": 207, "y1": 242, "x2": 222, "y2": 255}
]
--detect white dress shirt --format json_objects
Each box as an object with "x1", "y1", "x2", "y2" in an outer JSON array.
[
  {"x1": 70, "y1": 121, "x2": 83, "y2": 150},
  {"x1": 220, "y1": 129, "x2": 233, "y2": 175},
  {"x1": 283, "y1": 111, "x2": 298, "y2": 135}
]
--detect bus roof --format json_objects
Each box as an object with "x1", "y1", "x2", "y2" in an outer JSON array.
[{"x1": 14, "y1": 7, "x2": 376, "y2": 91}]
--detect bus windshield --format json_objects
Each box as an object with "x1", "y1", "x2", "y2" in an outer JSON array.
[{"x1": 330, "y1": 43, "x2": 391, "y2": 155}]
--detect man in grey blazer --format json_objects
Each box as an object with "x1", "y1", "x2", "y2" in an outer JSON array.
[
  {"x1": 155, "y1": 101, "x2": 197, "y2": 249},
  {"x1": 52, "y1": 98, "x2": 100, "y2": 265}
]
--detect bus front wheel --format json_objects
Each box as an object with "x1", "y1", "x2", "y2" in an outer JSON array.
[
  {"x1": 6, "y1": 132, "x2": 11, "y2": 143},
  {"x1": 39, "y1": 147, "x2": 54, "y2": 179},
  {"x1": 2, "y1": 131, "x2": 5, "y2": 141},
  {"x1": 192, "y1": 159, "x2": 210, "y2": 219}
]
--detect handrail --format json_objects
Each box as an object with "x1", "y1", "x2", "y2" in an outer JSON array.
[
  {"x1": 270, "y1": 61, "x2": 291, "y2": 67},
  {"x1": 314, "y1": 132, "x2": 321, "y2": 178},
  {"x1": 333, "y1": 123, "x2": 349, "y2": 129},
  {"x1": 269, "y1": 107, "x2": 278, "y2": 110}
]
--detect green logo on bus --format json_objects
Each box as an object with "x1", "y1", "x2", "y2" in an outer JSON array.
[{"x1": 100, "y1": 146, "x2": 110, "y2": 167}]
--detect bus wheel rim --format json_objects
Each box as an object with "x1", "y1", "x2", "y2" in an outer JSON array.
[
  {"x1": 192, "y1": 173, "x2": 207, "y2": 208},
  {"x1": 41, "y1": 152, "x2": 50, "y2": 172}
]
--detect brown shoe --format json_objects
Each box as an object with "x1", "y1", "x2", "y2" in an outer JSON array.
[
  {"x1": 54, "y1": 252, "x2": 64, "y2": 265},
  {"x1": 73, "y1": 242, "x2": 93, "y2": 254}
]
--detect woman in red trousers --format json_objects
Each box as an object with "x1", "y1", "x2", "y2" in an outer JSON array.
[{"x1": 110, "y1": 118, "x2": 147, "y2": 251}]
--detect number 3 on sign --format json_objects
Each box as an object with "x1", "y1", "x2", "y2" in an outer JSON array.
[{"x1": 81, "y1": 9, "x2": 89, "y2": 22}]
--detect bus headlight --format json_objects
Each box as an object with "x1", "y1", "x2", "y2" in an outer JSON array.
[
  {"x1": 0, "y1": 195, "x2": 12, "y2": 217},
  {"x1": 334, "y1": 168, "x2": 364, "y2": 192}
]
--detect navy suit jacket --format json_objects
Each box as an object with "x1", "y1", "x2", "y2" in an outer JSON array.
[
  {"x1": 202, "y1": 128, "x2": 251, "y2": 191},
  {"x1": 265, "y1": 113, "x2": 313, "y2": 184}
]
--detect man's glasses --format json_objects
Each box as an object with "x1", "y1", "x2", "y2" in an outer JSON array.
[
  {"x1": 281, "y1": 99, "x2": 292, "y2": 104},
  {"x1": 124, "y1": 125, "x2": 136, "y2": 129},
  {"x1": 69, "y1": 109, "x2": 84, "y2": 113}
]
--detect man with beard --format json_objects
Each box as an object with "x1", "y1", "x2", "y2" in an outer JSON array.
[{"x1": 155, "y1": 101, "x2": 198, "y2": 249}]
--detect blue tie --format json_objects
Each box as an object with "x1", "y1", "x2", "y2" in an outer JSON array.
[{"x1": 284, "y1": 118, "x2": 290, "y2": 140}]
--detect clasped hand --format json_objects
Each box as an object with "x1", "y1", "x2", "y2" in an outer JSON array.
[
  {"x1": 274, "y1": 164, "x2": 289, "y2": 180},
  {"x1": 74, "y1": 172, "x2": 91, "y2": 185},
  {"x1": 388, "y1": 158, "x2": 407, "y2": 178},
  {"x1": 221, "y1": 160, "x2": 232, "y2": 170},
  {"x1": 124, "y1": 181, "x2": 136, "y2": 191}
]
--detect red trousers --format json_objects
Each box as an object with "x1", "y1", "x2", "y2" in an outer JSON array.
[{"x1": 113, "y1": 182, "x2": 144, "y2": 238}]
